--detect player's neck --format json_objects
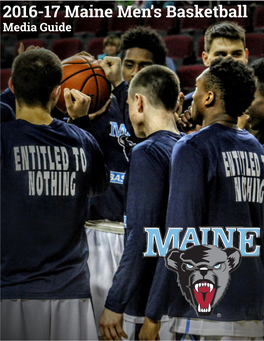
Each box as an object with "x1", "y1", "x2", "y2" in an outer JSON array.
[
  {"x1": 202, "y1": 111, "x2": 238, "y2": 130},
  {"x1": 145, "y1": 111, "x2": 181, "y2": 137},
  {"x1": 16, "y1": 103, "x2": 53, "y2": 125}
]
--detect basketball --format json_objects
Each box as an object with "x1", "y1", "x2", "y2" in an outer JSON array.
[{"x1": 56, "y1": 55, "x2": 111, "y2": 114}]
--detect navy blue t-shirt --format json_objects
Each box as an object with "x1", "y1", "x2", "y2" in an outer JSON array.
[
  {"x1": 105, "y1": 130, "x2": 182, "y2": 317},
  {"x1": 146, "y1": 124, "x2": 264, "y2": 322},
  {"x1": 1, "y1": 118, "x2": 109, "y2": 299}
]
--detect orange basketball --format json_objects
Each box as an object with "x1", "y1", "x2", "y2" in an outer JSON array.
[{"x1": 56, "y1": 55, "x2": 111, "y2": 114}]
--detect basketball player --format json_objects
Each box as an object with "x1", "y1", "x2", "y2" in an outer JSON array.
[
  {"x1": 99, "y1": 65, "x2": 183, "y2": 340},
  {"x1": 1, "y1": 48, "x2": 109, "y2": 340},
  {"x1": 180, "y1": 21, "x2": 249, "y2": 134},
  {"x1": 183, "y1": 21, "x2": 248, "y2": 112},
  {"x1": 140, "y1": 57, "x2": 264, "y2": 341},
  {"x1": 84, "y1": 27, "x2": 173, "y2": 335}
]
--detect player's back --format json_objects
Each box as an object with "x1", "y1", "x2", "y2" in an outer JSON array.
[
  {"x1": 165, "y1": 123, "x2": 264, "y2": 321},
  {"x1": 1, "y1": 118, "x2": 109, "y2": 300}
]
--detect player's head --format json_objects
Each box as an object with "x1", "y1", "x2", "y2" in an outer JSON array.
[
  {"x1": 192, "y1": 56, "x2": 255, "y2": 125},
  {"x1": 119, "y1": 26, "x2": 167, "y2": 83},
  {"x1": 10, "y1": 48, "x2": 62, "y2": 109},
  {"x1": 202, "y1": 21, "x2": 248, "y2": 67},
  {"x1": 246, "y1": 57, "x2": 264, "y2": 131},
  {"x1": 128, "y1": 65, "x2": 180, "y2": 137}
]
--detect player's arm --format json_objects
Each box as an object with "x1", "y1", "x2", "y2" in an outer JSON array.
[
  {"x1": 98, "y1": 57, "x2": 141, "y2": 143},
  {"x1": 166, "y1": 139, "x2": 207, "y2": 228},
  {"x1": 140, "y1": 139, "x2": 207, "y2": 339},
  {"x1": 100, "y1": 147, "x2": 168, "y2": 338},
  {"x1": 98, "y1": 57, "x2": 127, "y2": 113}
]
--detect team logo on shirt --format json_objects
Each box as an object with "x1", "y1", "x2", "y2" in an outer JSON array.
[
  {"x1": 165, "y1": 244, "x2": 241, "y2": 316},
  {"x1": 118, "y1": 134, "x2": 136, "y2": 162}
]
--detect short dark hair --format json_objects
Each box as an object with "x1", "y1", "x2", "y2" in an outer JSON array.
[
  {"x1": 129, "y1": 65, "x2": 180, "y2": 112},
  {"x1": 11, "y1": 48, "x2": 62, "y2": 108},
  {"x1": 119, "y1": 26, "x2": 167, "y2": 66},
  {"x1": 203, "y1": 56, "x2": 255, "y2": 117},
  {"x1": 251, "y1": 57, "x2": 264, "y2": 97},
  {"x1": 204, "y1": 21, "x2": 246, "y2": 53}
]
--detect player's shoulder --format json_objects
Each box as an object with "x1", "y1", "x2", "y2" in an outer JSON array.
[
  {"x1": 132, "y1": 131, "x2": 180, "y2": 165},
  {"x1": 56, "y1": 119, "x2": 98, "y2": 147},
  {"x1": 133, "y1": 131, "x2": 175, "y2": 152},
  {"x1": 178, "y1": 123, "x2": 237, "y2": 145}
]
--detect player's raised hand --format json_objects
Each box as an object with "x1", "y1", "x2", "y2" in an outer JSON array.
[
  {"x1": 98, "y1": 56, "x2": 123, "y2": 88},
  {"x1": 17, "y1": 42, "x2": 41, "y2": 55},
  {"x1": 64, "y1": 88, "x2": 91, "y2": 120},
  {"x1": 138, "y1": 317, "x2": 161, "y2": 341},
  {"x1": 100, "y1": 308, "x2": 128, "y2": 341}
]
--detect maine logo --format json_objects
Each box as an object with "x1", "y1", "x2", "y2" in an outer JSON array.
[{"x1": 165, "y1": 244, "x2": 241, "y2": 316}]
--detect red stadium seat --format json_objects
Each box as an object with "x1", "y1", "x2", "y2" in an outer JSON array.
[
  {"x1": 196, "y1": 36, "x2": 205, "y2": 63},
  {"x1": 180, "y1": 7, "x2": 213, "y2": 49},
  {"x1": 177, "y1": 65, "x2": 206, "y2": 94},
  {"x1": 51, "y1": 38, "x2": 83, "y2": 60},
  {"x1": 1, "y1": 68, "x2": 12, "y2": 93},
  {"x1": 253, "y1": 6, "x2": 264, "y2": 33},
  {"x1": 163, "y1": 35, "x2": 194, "y2": 67},
  {"x1": 180, "y1": 8, "x2": 213, "y2": 33},
  {"x1": 216, "y1": 6, "x2": 249, "y2": 29},
  {"x1": 87, "y1": 37, "x2": 105, "y2": 58},
  {"x1": 145, "y1": 8, "x2": 178, "y2": 36},
  {"x1": 74, "y1": 17, "x2": 107, "y2": 36},
  {"x1": 246, "y1": 33, "x2": 264, "y2": 60},
  {"x1": 108, "y1": 10, "x2": 141, "y2": 33}
]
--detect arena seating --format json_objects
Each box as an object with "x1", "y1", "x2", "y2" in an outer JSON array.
[
  {"x1": 144, "y1": 8, "x2": 179, "y2": 36},
  {"x1": 51, "y1": 38, "x2": 83, "y2": 60},
  {"x1": 177, "y1": 64, "x2": 206, "y2": 94},
  {"x1": 163, "y1": 35, "x2": 194, "y2": 67},
  {"x1": 87, "y1": 37, "x2": 105, "y2": 58},
  {"x1": 108, "y1": 10, "x2": 141, "y2": 34}
]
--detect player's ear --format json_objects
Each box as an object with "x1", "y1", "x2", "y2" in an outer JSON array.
[
  {"x1": 165, "y1": 248, "x2": 180, "y2": 272},
  {"x1": 8, "y1": 78, "x2": 14, "y2": 93},
  {"x1": 135, "y1": 93, "x2": 143, "y2": 113},
  {"x1": 52, "y1": 85, "x2": 61, "y2": 102},
  {"x1": 205, "y1": 91, "x2": 215, "y2": 107},
  {"x1": 244, "y1": 48, "x2": 249, "y2": 64},
  {"x1": 202, "y1": 51, "x2": 210, "y2": 67},
  {"x1": 225, "y1": 248, "x2": 242, "y2": 272}
]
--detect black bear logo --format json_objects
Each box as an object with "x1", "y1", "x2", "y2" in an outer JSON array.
[{"x1": 165, "y1": 244, "x2": 241, "y2": 317}]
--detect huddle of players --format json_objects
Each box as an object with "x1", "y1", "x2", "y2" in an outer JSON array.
[
  {"x1": 1, "y1": 20, "x2": 264, "y2": 341},
  {"x1": 97, "y1": 22, "x2": 264, "y2": 341}
]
